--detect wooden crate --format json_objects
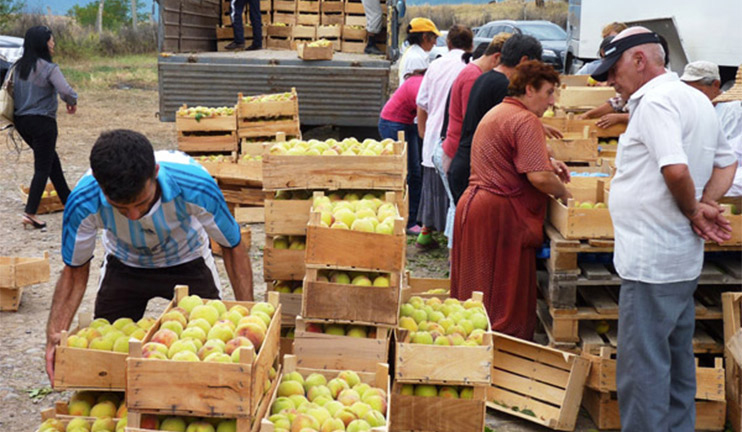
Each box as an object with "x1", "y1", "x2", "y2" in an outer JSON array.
[
  {"x1": 296, "y1": 11, "x2": 320, "y2": 25},
  {"x1": 302, "y1": 267, "x2": 402, "y2": 326},
  {"x1": 236, "y1": 90, "x2": 301, "y2": 138},
  {"x1": 215, "y1": 25, "x2": 267, "y2": 40},
  {"x1": 176, "y1": 106, "x2": 238, "y2": 154},
  {"x1": 263, "y1": 235, "x2": 306, "y2": 281},
  {"x1": 321, "y1": 11, "x2": 344, "y2": 25},
  {"x1": 541, "y1": 113, "x2": 627, "y2": 138},
  {"x1": 556, "y1": 85, "x2": 617, "y2": 111},
  {"x1": 272, "y1": 11, "x2": 296, "y2": 24},
  {"x1": 320, "y1": 0, "x2": 343, "y2": 12},
  {"x1": 341, "y1": 39, "x2": 365, "y2": 53},
  {"x1": 199, "y1": 154, "x2": 263, "y2": 184},
  {"x1": 19, "y1": 184, "x2": 64, "y2": 214},
  {"x1": 582, "y1": 388, "x2": 727, "y2": 431},
  {"x1": 262, "y1": 132, "x2": 407, "y2": 191},
  {"x1": 270, "y1": 286, "x2": 302, "y2": 324},
  {"x1": 584, "y1": 347, "x2": 726, "y2": 401},
  {"x1": 266, "y1": 35, "x2": 292, "y2": 50},
  {"x1": 53, "y1": 313, "x2": 133, "y2": 391},
  {"x1": 401, "y1": 274, "x2": 450, "y2": 300},
  {"x1": 344, "y1": 13, "x2": 366, "y2": 27},
  {"x1": 210, "y1": 226, "x2": 252, "y2": 257},
  {"x1": 548, "y1": 181, "x2": 613, "y2": 240},
  {"x1": 266, "y1": 24, "x2": 292, "y2": 38},
  {"x1": 297, "y1": 0, "x2": 320, "y2": 12},
  {"x1": 293, "y1": 316, "x2": 391, "y2": 372},
  {"x1": 273, "y1": 0, "x2": 295, "y2": 12},
  {"x1": 342, "y1": 24, "x2": 366, "y2": 40},
  {"x1": 559, "y1": 74, "x2": 592, "y2": 86},
  {"x1": 126, "y1": 286, "x2": 281, "y2": 419},
  {"x1": 259, "y1": 354, "x2": 390, "y2": 431},
  {"x1": 297, "y1": 42, "x2": 333, "y2": 60},
  {"x1": 547, "y1": 127, "x2": 598, "y2": 163},
  {"x1": 566, "y1": 162, "x2": 613, "y2": 195},
  {"x1": 720, "y1": 196, "x2": 742, "y2": 246},
  {"x1": 304, "y1": 197, "x2": 406, "y2": 272},
  {"x1": 723, "y1": 292, "x2": 742, "y2": 432},
  {"x1": 389, "y1": 381, "x2": 486, "y2": 432},
  {"x1": 344, "y1": 0, "x2": 364, "y2": 14},
  {"x1": 394, "y1": 292, "x2": 493, "y2": 386},
  {"x1": 487, "y1": 332, "x2": 591, "y2": 431},
  {"x1": 46, "y1": 398, "x2": 124, "y2": 426},
  {"x1": 317, "y1": 24, "x2": 341, "y2": 37},
  {"x1": 0, "y1": 252, "x2": 49, "y2": 311},
  {"x1": 220, "y1": 184, "x2": 269, "y2": 207}
]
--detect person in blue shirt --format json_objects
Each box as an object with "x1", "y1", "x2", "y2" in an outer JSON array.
[{"x1": 45, "y1": 129, "x2": 253, "y2": 382}]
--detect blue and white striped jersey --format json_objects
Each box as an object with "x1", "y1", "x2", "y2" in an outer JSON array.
[{"x1": 62, "y1": 150, "x2": 241, "y2": 268}]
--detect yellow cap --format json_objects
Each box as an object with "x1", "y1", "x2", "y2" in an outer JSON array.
[{"x1": 409, "y1": 18, "x2": 441, "y2": 36}]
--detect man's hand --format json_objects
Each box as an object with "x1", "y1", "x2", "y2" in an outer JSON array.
[
  {"x1": 550, "y1": 158, "x2": 571, "y2": 183},
  {"x1": 66, "y1": 104, "x2": 77, "y2": 114},
  {"x1": 596, "y1": 113, "x2": 622, "y2": 128},
  {"x1": 689, "y1": 202, "x2": 733, "y2": 244},
  {"x1": 542, "y1": 124, "x2": 563, "y2": 139},
  {"x1": 45, "y1": 336, "x2": 60, "y2": 384}
]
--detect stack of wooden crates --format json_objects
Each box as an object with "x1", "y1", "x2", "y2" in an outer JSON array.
[
  {"x1": 216, "y1": 0, "x2": 271, "y2": 50},
  {"x1": 0, "y1": 252, "x2": 49, "y2": 311}
]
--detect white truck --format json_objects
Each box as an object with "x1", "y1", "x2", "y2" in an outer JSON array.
[{"x1": 564, "y1": 0, "x2": 742, "y2": 83}]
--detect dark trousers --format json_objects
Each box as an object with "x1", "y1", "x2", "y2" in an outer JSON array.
[
  {"x1": 378, "y1": 118, "x2": 422, "y2": 227},
  {"x1": 232, "y1": 0, "x2": 262, "y2": 46},
  {"x1": 94, "y1": 255, "x2": 220, "y2": 322},
  {"x1": 14, "y1": 115, "x2": 71, "y2": 214}
]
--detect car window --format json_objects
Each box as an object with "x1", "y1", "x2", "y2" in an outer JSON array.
[
  {"x1": 436, "y1": 35, "x2": 446, "y2": 47},
  {"x1": 518, "y1": 24, "x2": 567, "y2": 41}
]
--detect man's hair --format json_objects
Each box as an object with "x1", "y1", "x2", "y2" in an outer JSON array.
[
  {"x1": 484, "y1": 32, "x2": 513, "y2": 57},
  {"x1": 500, "y1": 33, "x2": 542, "y2": 67},
  {"x1": 696, "y1": 77, "x2": 718, "y2": 86},
  {"x1": 508, "y1": 60, "x2": 560, "y2": 97},
  {"x1": 602, "y1": 22, "x2": 627, "y2": 38},
  {"x1": 447, "y1": 25, "x2": 473, "y2": 51},
  {"x1": 90, "y1": 129, "x2": 157, "y2": 203}
]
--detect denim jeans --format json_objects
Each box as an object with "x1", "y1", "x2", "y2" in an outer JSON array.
[{"x1": 378, "y1": 118, "x2": 421, "y2": 228}]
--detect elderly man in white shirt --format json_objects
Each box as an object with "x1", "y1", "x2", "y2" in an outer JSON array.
[
  {"x1": 414, "y1": 24, "x2": 472, "y2": 249},
  {"x1": 680, "y1": 61, "x2": 742, "y2": 196},
  {"x1": 591, "y1": 28, "x2": 737, "y2": 431}
]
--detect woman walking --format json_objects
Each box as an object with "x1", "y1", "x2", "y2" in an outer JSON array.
[{"x1": 13, "y1": 26, "x2": 77, "y2": 229}]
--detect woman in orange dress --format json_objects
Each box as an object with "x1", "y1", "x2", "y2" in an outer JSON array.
[{"x1": 450, "y1": 60, "x2": 571, "y2": 340}]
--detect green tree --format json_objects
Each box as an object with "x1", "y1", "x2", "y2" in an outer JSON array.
[
  {"x1": 68, "y1": 0, "x2": 146, "y2": 30},
  {"x1": 0, "y1": 0, "x2": 25, "y2": 30}
]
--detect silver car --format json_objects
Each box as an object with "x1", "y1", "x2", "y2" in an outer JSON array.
[
  {"x1": 0, "y1": 35, "x2": 23, "y2": 63},
  {"x1": 429, "y1": 30, "x2": 448, "y2": 61}
]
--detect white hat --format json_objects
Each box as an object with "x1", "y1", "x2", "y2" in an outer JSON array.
[{"x1": 680, "y1": 61, "x2": 720, "y2": 82}]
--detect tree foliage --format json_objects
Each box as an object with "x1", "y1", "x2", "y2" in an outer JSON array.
[
  {"x1": 0, "y1": 0, "x2": 25, "y2": 30},
  {"x1": 68, "y1": 0, "x2": 147, "y2": 30}
]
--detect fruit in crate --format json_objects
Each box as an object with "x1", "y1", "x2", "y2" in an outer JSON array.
[
  {"x1": 65, "y1": 316, "x2": 150, "y2": 351},
  {"x1": 241, "y1": 91, "x2": 295, "y2": 103},
  {"x1": 318, "y1": 269, "x2": 393, "y2": 289},
  {"x1": 241, "y1": 154, "x2": 262, "y2": 161},
  {"x1": 312, "y1": 197, "x2": 399, "y2": 233},
  {"x1": 176, "y1": 106, "x2": 235, "y2": 120},
  {"x1": 306, "y1": 39, "x2": 333, "y2": 48},
  {"x1": 196, "y1": 154, "x2": 229, "y2": 163},
  {"x1": 269, "y1": 137, "x2": 396, "y2": 157},
  {"x1": 269, "y1": 370, "x2": 387, "y2": 431},
  {"x1": 399, "y1": 296, "x2": 488, "y2": 345}
]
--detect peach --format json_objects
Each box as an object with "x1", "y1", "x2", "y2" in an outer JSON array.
[
  {"x1": 190, "y1": 305, "x2": 220, "y2": 326},
  {"x1": 162, "y1": 310, "x2": 188, "y2": 328},
  {"x1": 290, "y1": 414, "x2": 319, "y2": 432},
  {"x1": 278, "y1": 380, "x2": 305, "y2": 397},
  {"x1": 333, "y1": 407, "x2": 358, "y2": 427},
  {"x1": 177, "y1": 294, "x2": 204, "y2": 314},
  {"x1": 338, "y1": 370, "x2": 361, "y2": 388},
  {"x1": 346, "y1": 419, "x2": 371, "y2": 432},
  {"x1": 151, "y1": 328, "x2": 179, "y2": 348},
  {"x1": 67, "y1": 399, "x2": 91, "y2": 416},
  {"x1": 235, "y1": 322, "x2": 266, "y2": 349},
  {"x1": 229, "y1": 304, "x2": 250, "y2": 317},
  {"x1": 337, "y1": 389, "x2": 360, "y2": 406},
  {"x1": 327, "y1": 378, "x2": 349, "y2": 399},
  {"x1": 90, "y1": 401, "x2": 117, "y2": 418},
  {"x1": 224, "y1": 336, "x2": 254, "y2": 355}
]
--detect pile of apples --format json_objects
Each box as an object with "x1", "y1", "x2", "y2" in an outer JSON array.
[
  {"x1": 571, "y1": 200, "x2": 607, "y2": 209},
  {"x1": 241, "y1": 91, "x2": 295, "y2": 103},
  {"x1": 399, "y1": 296, "x2": 489, "y2": 346},
  {"x1": 141, "y1": 295, "x2": 276, "y2": 363},
  {"x1": 176, "y1": 106, "x2": 235, "y2": 118},
  {"x1": 305, "y1": 322, "x2": 378, "y2": 339},
  {"x1": 312, "y1": 194, "x2": 399, "y2": 234},
  {"x1": 272, "y1": 235, "x2": 305, "y2": 250},
  {"x1": 399, "y1": 384, "x2": 475, "y2": 400},
  {"x1": 269, "y1": 369, "x2": 387, "y2": 431},
  {"x1": 306, "y1": 39, "x2": 333, "y2": 48},
  {"x1": 38, "y1": 391, "x2": 127, "y2": 432},
  {"x1": 268, "y1": 137, "x2": 397, "y2": 156},
  {"x1": 121, "y1": 415, "x2": 239, "y2": 432},
  {"x1": 65, "y1": 316, "x2": 154, "y2": 353},
  {"x1": 274, "y1": 189, "x2": 388, "y2": 201},
  {"x1": 316, "y1": 269, "x2": 391, "y2": 287},
  {"x1": 196, "y1": 155, "x2": 230, "y2": 163},
  {"x1": 241, "y1": 154, "x2": 262, "y2": 161},
  {"x1": 273, "y1": 280, "x2": 303, "y2": 294},
  {"x1": 422, "y1": 288, "x2": 449, "y2": 295}
]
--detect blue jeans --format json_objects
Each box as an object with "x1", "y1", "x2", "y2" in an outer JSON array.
[
  {"x1": 232, "y1": 0, "x2": 262, "y2": 46},
  {"x1": 617, "y1": 278, "x2": 698, "y2": 432},
  {"x1": 378, "y1": 118, "x2": 421, "y2": 228}
]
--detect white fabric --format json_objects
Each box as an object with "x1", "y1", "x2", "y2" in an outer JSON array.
[
  {"x1": 361, "y1": 0, "x2": 383, "y2": 34},
  {"x1": 610, "y1": 72, "x2": 736, "y2": 283},
  {"x1": 398, "y1": 44, "x2": 429, "y2": 85},
  {"x1": 716, "y1": 101, "x2": 742, "y2": 196},
  {"x1": 432, "y1": 143, "x2": 455, "y2": 248},
  {"x1": 416, "y1": 49, "x2": 466, "y2": 168}
]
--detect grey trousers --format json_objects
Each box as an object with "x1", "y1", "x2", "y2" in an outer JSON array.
[
  {"x1": 360, "y1": 0, "x2": 383, "y2": 34},
  {"x1": 616, "y1": 277, "x2": 698, "y2": 432}
]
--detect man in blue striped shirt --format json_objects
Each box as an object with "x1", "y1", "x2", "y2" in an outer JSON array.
[{"x1": 45, "y1": 130, "x2": 253, "y2": 381}]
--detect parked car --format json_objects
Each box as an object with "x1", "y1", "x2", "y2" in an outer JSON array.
[
  {"x1": 473, "y1": 20, "x2": 566, "y2": 71},
  {"x1": 0, "y1": 35, "x2": 23, "y2": 83},
  {"x1": 429, "y1": 31, "x2": 448, "y2": 61}
]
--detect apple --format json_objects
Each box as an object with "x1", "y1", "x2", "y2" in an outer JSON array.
[
  {"x1": 89, "y1": 318, "x2": 110, "y2": 329},
  {"x1": 330, "y1": 221, "x2": 349, "y2": 230},
  {"x1": 38, "y1": 419, "x2": 65, "y2": 432},
  {"x1": 362, "y1": 394, "x2": 386, "y2": 413},
  {"x1": 289, "y1": 394, "x2": 309, "y2": 409},
  {"x1": 304, "y1": 373, "x2": 328, "y2": 391},
  {"x1": 180, "y1": 326, "x2": 207, "y2": 343},
  {"x1": 112, "y1": 336, "x2": 130, "y2": 353},
  {"x1": 324, "y1": 324, "x2": 345, "y2": 336},
  {"x1": 162, "y1": 310, "x2": 188, "y2": 328},
  {"x1": 187, "y1": 318, "x2": 212, "y2": 335},
  {"x1": 251, "y1": 302, "x2": 276, "y2": 318},
  {"x1": 190, "y1": 305, "x2": 220, "y2": 326},
  {"x1": 333, "y1": 407, "x2": 358, "y2": 427},
  {"x1": 229, "y1": 304, "x2": 250, "y2": 317},
  {"x1": 327, "y1": 378, "x2": 349, "y2": 399},
  {"x1": 224, "y1": 336, "x2": 254, "y2": 355},
  {"x1": 160, "y1": 417, "x2": 187, "y2": 432},
  {"x1": 372, "y1": 275, "x2": 390, "y2": 287},
  {"x1": 129, "y1": 328, "x2": 146, "y2": 341},
  {"x1": 306, "y1": 407, "x2": 332, "y2": 427},
  {"x1": 206, "y1": 299, "x2": 227, "y2": 316},
  {"x1": 414, "y1": 385, "x2": 438, "y2": 397},
  {"x1": 350, "y1": 401, "x2": 371, "y2": 419},
  {"x1": 346, "y1": 326, "x2": 367, "y2": 338},
  {"x1": 136, "y1": 317, "x2": 155, "y2": 330},
  {"x1": 284, "y1": 371, "x2": 305, "y2": 384},
  {"x1": 411, "y1": 331, "x2": 433, "y2": 345},
  {"x1": 112, "y1": 317, "x2": 134, "y2": 331},
  {"x1": 278, "y1": 380, "x2": 305, "y2": 397},
  {"x1": 350, "y1": 218, "x2": 375, "y2": 233},
  {"x1": 272, "y1": 396, "x2": 296, "y2": 415},
  {"x1": 306, "y1": 323, "x2": 323, "y2": 333},
  {"x1": 438, "y1": 386, "x2": 459, "y2": 399},
  {"x1": 269, "y1": 413, "x2": 292, "y2": 429},
  {"x1": 459, "y1": 387, "x2": 474, "y2": 399},
  {"x1": 90, "y1": 400, "x2": 117, "y2": 418},
  {"x1": 399, "y1": 303, "x2": 415, "y2": 317},
  {"x1": 216, "y1": 419, "x2": 237, "y2": 432},
  {"x1": 91, "y1": 417, "x2": 116, "y2": 432},
  {"x1": 374, "y1": 221, "x2": 394, "y2": 235},
  {"x1": 320, "y1": 417, "x2": 345, "y2": 432},
  {"x1": 330, "y1": 272, "x2": 351, "y2": 284},
  {"x1": 204, "y1": 352, "x2": 232, "y2": 363},
  {"x1": 238, "y1": 315, "x2": 267, "y2": 333},
  {"x1": 411, "y1": 309, "x2": 427, "y2": 324},
  {"x1": 67, "y1": 335, "x2": 88, "y2": 348},
  {"x1": 68, "y1": 399, "x2": 91, "y2": 416},
  {"x1": 400, "y1": 384, "x2": 414, "y2": 396},
  {"x1": 470, "y1": 313, "x2": 489, "y2": 331},
  {"x1": 66, "y1": 417, "x2": 90, "y2": 431},
  {"x1": 198, "y1": 339, "x2": 225, "y2": 359},
  {"x1": 292, "y1": 414, "x2": 320, "y2": 432},
  {"x1": 251, "y1": 310, "x2": 272, "y2": 327},
  {"x1": 351, "y1": 275, "x2": 372, "y2": 286},
  {"x1": 115, "y1": 417, "x2": 127, "y2": 431}
]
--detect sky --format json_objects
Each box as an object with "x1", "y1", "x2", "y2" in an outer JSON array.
[{"x1": 25, "y1": 0, "x2": 156, "y2": 16}]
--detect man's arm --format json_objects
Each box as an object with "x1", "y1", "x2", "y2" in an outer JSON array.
[
  {"x1": 221, "y1": 242, "x2": 253, "y2": 301},
  {"x1": 417, "y1": 107, "x2": 428, "y2": 139},
  {"x1": 702, "y1": 163, "x2": 737, "y2": 204},
  {"x1": 46, "y1": 262, "x2": 91, "y2": 383}
]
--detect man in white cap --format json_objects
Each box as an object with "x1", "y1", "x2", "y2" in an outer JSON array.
[
  {"x1": 591, "y1": 27, "x2": 737, "y2": 431},
  {"x1": 681, "y1": 61, "x2": 742, "y2": 196}
]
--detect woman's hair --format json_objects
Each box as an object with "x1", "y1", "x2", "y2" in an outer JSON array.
[
  {"x1": 403, "y1": 68, "x2": 427, "y2": 80},
  {"x1": 484, "y1": 32, "x2": 513, "y2": 57},
  {"x1": 405, "y1": 30, "x2": 436, "y2": 47},
  {"x1": 601, "y1": 22, "x2": 627, "y2": 38},
  {"x1": 17, "y1": 26, "x2": 53, "y2": 81},
  {"x1": 447, "y1": 25, "x2": 473, "y2": 51},
  {"x1": 508, "y1": 60, "x2": 560, "y2": 97}
]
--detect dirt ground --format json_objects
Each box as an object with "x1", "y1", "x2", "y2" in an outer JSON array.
[{"x1": 0, "y1": 70, "x2": 600, "y2": 431}]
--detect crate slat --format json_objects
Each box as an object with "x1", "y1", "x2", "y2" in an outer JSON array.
[{"x1": 389, "y1": 382, "x2": 486, "y2": 432}]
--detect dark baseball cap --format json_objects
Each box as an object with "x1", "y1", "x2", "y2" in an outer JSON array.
[{"x1": 591, "y1": 32, "x2": 663, "y2": 82}]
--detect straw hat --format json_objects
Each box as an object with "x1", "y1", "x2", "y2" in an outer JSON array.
[{"x1": 713, "y1": 65, "x2": 742, "y2": 103}]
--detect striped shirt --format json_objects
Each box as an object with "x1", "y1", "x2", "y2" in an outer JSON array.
[{"x1": 62, "y1": 150, "x2": 241, "y2": 268}]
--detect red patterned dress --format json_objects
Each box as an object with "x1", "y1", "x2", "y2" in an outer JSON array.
[{"x1": 450, "y1": 97, "x2": 552, "y2": 340}]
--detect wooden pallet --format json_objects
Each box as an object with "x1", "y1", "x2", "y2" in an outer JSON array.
[
  {"x1": 19, "y1": 184, "x2": 64, "y2": 214},
  {"x1": 302, "y1": 267, "x2": 402, "y2": 326},
  {"x1": 263, "y1": 235, "x2": 306, "y2": 281},
  {"x1": 0, "y1": 252, "x2": 49, "y2": 311},
  {"x1": 126, "y1": 286, "x2": 281, "y2": 419},
  {"x1": 259, "y1": 355, "x2": 389, "y2": 431},
  {"x1": 486, "y1": 332, "x2": 591, "y2": 431},
  {"x1": 582, "y1": 388, "x2": 727, "y2": 431},
  {"x1": 262, "y1": 131, "x2": 407, "y2": 191},
  {"x1": 394, "y1": 292, "x2": 493, "y2": 386},
  {"x1": 176, "y1": 107, "x2": 238, "y2": 154},
  {"x1": 541, "y1": 113, "x2": 626, "y2": 138},
  {"x1": 293, "y1": 316, "x2": 391, "y2": 372},
  {"x1": 723, "y1": 292, "x2": 742, "y2": 432},
  {"x1": 389, "y1": 381, "x2": 486, "y2": 432}
]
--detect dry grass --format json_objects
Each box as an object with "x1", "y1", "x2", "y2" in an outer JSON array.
[
  {"x1": 58, "y1": 54, "x2": 158, "y2": 91},
  {"x1": 404, "y1": 0, "x2": 567, "y2": 37}
]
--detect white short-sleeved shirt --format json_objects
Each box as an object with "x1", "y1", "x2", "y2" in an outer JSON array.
[
  {"x1": 715, "y1": 101, "x2": 742, "y2": 196},
  {"x1": 609, "y1": 72, "x2": 736, "y2": 283},
  {"x1": 398, "y1": 44, "x2": 429, "y2": 85},
  {"x1": 416, "y1": 49, "x2": 466, "y2": 168}
]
